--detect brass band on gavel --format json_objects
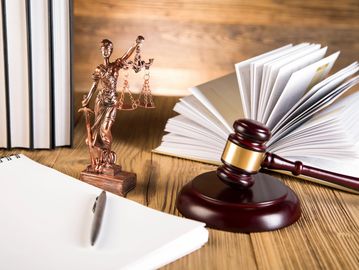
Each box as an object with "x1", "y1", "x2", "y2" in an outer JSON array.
[{"x1": 221, "y1": 140, "x2": 265, "y2": 173}]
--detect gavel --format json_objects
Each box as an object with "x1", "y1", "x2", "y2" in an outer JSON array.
[
  {"x1": 217, "y1": 119, "x2": 359, "y2": 193},
  {"x1": 176, "y1": 118, "x2": 357, "y2": 232}
]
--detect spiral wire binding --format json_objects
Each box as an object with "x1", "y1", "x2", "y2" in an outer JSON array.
[{"x1": 0, "y1": 154, "x2": 21, "y2": 163}]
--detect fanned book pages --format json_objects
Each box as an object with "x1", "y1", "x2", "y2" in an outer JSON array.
[
  {"x1": 154, "y1": 43, "x2": 359, "y2": 191},
  {"x1": 0, "y1": 155, "x2": 208, "y2": 270}
]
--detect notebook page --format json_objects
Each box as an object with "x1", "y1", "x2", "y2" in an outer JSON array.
[{"x1": 0, "y1": 155, "x2": 208, "y2": 270}]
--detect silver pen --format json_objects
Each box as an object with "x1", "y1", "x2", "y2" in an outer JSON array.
[{"x1": 91, "y1": 191, "x2": 107, "y2": 246}]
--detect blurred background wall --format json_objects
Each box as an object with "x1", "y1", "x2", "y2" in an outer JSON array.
[{"x1": 74, "y1": 0, "x2": 359, "y2": 97}]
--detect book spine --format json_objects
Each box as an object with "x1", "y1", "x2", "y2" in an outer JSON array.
[
  {"x1": 4, "y1": 0, "x2": 31, "y2": 148},
  {"x1": 69, "y1": 0, "x2": 74, "y2": 147},
  {"x1": 25, "y1": 0, "x2": 34, "y2": 149},
  {"x1": 1, "y1": 0, "x2": 10, "y2": 149},
  {"x1": 48, "y1": 0, "x2": 55, "y2": 149}
]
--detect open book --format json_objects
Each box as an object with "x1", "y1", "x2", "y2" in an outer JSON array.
[
  {"x1": 155, "y1": 43, "x2": 359, "y2": 190},
  {"x1": 0, "y1": 155, "x2": 208, "y2": 270}
]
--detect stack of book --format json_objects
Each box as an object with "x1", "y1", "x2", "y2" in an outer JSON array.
[
  {"x1": 155, "y1": 43, "x2": 359, "y2": 190},
  {"x1": 0, "y1": 0, "x2": 73, "y2": 149}
]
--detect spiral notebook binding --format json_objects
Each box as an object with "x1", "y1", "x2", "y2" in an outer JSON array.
[{"x1": 0, "y1": 154, "x2": 21, "y2": 163}]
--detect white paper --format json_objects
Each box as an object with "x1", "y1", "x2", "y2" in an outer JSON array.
[{"x1": 0, "y1": 155, "x2": 208, "y2": 270}]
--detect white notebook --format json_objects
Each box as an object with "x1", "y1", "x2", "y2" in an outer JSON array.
[{"x1": 0, "y1": 154, "x2": 208, "y2": 270}]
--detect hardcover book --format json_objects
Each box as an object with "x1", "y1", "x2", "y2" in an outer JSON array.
[
  {"x1": 0, "y1": 0, "x2": 73, "y2": 149},
  {"x1": 155, "y1": 43, "x2": 359, "y2": 191}
]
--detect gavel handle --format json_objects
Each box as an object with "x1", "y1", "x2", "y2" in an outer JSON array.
[{"x1": 261, "y1": 153, "x2": 359, "y2": 193}]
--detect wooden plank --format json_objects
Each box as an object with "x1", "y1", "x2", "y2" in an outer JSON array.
[
  {"x1": 73, "y1": 14, "x2": 359, "y2": 96},
  {"x1": 74, "y1": 0, "x2": 359, "y2": 28},
  {"x1": 250, "y1": 176, "x2": 359, "y2": 269}
]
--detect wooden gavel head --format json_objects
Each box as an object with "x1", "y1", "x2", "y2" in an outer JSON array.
[{"x1": 217, "y1": 119, "x2": 271, "y2": 189}]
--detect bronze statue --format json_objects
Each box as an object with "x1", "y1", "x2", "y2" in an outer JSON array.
[{"x1": 79, "y1": 36, "x2": 154, "y2": 196}]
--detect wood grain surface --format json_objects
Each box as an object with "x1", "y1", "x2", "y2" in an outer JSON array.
[
  {"x1": 3, "y1": 1, "x2": 359, "y2": 269},
  {"x1": 1, "y1": 96, "x2": 358, "y2": 270},
  {"x1": 73, "y1": 0, "x2": 359, "y2": 97}
]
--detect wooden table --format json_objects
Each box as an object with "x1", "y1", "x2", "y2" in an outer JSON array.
[{"x1": 1, "y1": 96, "x2": 358, "y2": 269}]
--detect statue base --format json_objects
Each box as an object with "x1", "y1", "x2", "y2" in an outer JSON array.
[
  {"x1": 176, "y1": 171, "x2": 301, "y2": 232},
  {"x1": 79, "y1": 165, "x2": 136, "y2": 197}
]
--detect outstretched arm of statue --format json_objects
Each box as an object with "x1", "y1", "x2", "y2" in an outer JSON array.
[{"x1": 115, "y1": 35, "x2": 144, "y2": 68}]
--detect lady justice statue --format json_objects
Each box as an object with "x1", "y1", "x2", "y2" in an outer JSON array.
[{"x1": 79, "y1": 36, "x2": 154, "y2": 196}]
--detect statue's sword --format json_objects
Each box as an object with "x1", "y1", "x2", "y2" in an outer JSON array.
[{"x1": 78, "y1": 107, "x2": 95, "y2": 166}]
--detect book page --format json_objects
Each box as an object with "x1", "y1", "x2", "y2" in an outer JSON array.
[
  {"x1": 270, "y1": 77, "x2": 359, "y2": 150},
  {"x1": 165, "y1": 115, "x2": 225, "y2": 146},
  {"x1": 235, "y1": 44, "x2": 292, "y2": 118},
  {"x1": 263, "y1": 92, "x2": 359, "y2": 180},
  {"x1": 270, "y1": 76, "x2": 359, "y2": 146},
  {"x1": 190, "y1": 73, "x2": 243, "y2": 132},
  {"x1": 260, "y1": 46, "x2": 326, "y2": 123},
  {"x1": 249, "y1": 43, "x2": 309, "y2": 119},
  {"x1": 272, "y1": 62, "x2": 357, "y2": 134},
  {"x1": 259, "y1": 45, "x2": 321, "y2": 116},
  {"x1": 266, "y1": 51, "x2": 340, "y2": 129},
  {"x1": 162, "y1": 133, "x2": 223, "y2": 149},
  {"x1": 271, "y1": 63, "x2": 358, "y2": 140},
  {"x1": 176, "y1": 96, "x2": 229, "y2": 139}
]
